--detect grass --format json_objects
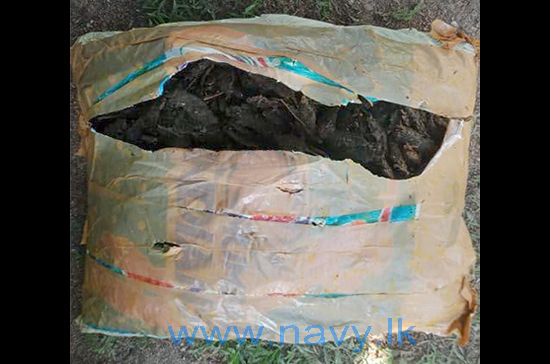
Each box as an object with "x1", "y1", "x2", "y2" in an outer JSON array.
[
  {"x1": 239, "y1": 0, "x2": 264, "y2": 18},
  {"x1": 141, "y1": 0, "x2": 266, "y2": 25},
  {"x1": 318, "y1": 0, "x2": 332, "y2": 21},
  {"x1": 415, "y1": 341, "x2": 469, "y2": 364},
  {"x1": 94, "y1": 332, "x2": 472, "y2": 363},
  {"x1": 141, "y1": 0, "x2": 339, "y2": 26},
  {"x1": 179, "y1": 336, "x2": 387, "y2": 363},
  {"x1": 84, "y1": 334, "x2": 120, "y2": 360},
  {"x1": 142, "y1": 0, "x2": 219, "y2": 24},
  {"x1": 83, "y1": 334, "x2": 157, "y2": 361},
  {"x1": 391, "y1": 0, "x2": 424, "y2": 23}
]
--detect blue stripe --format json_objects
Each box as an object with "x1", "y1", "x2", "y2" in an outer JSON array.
[
  {"x1": 267, "y1": 56, "x2": 355, "y2": 93},
  {"x1": 317, "y1": 210, "x2": 382, "y2": 226},
  {"x1": 83, "y1": 322, "x2": 138, "y2": 335},
  {"x1": 87, "y1": 251, "x2": 125, "y2": 275},
  {"x1": 157, "y1": 75, "x2": 172, "y2": 96},
  {"x1": 390, "y1": 205, "x2": 417, "y2": 222},
  {"x1": 93, "y1": 48, "x2": 377, "y2": 106},
  {"x1": 94, "y1": 54, "x2": 168, "y2": 104}
]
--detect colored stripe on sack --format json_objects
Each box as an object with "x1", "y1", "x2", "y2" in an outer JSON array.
[
  {"x1": 92, "y1": 46, "x2": 375, "y2": 104},
  {"x1": 95, "y1": 53, "x2": 171, "y2": 103},
  {"x1": 266, "y1": 56, "x2": 355, "y2": 94},
  {"x1": 219, "y1": 204, "x2": 418, "y2": 227},
  {"x1": 85, "y1": 204, "x2": 418, "y2": 292},
  {"x1": 86, "y1": 252, "x2": 357, "y2": 297},
  {"x1": 85, "y1": 250, "x2": 394, "y2": 299},
  {"x1": 86, "y1": 250, "x2": 175, "y2": 289}
]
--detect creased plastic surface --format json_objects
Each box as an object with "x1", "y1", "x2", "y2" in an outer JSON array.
[{"x1": 71, "y1": 15, "x2": 477, "y2": 345}]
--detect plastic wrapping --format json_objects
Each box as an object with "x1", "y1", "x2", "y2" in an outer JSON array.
[{"x1": 71, "y1": 15, "x2": 478, "y2": 345}]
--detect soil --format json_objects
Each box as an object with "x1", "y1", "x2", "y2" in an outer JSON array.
[{"x1": 92, "y1": 60, "x2": 448, "y2": 179}]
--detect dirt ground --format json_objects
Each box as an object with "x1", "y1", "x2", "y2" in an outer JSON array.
[{"x1": 70, "y1": 1, "x2": 479, "y2": 363}]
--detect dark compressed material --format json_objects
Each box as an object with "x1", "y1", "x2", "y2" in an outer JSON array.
[{"x1": 91, "y1": 60, "x2": 449, "y2": 179}]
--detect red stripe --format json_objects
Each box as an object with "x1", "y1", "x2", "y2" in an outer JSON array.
[
  {"x1": 267, "y1": 292, "x2": 300, "y2": 297},
  {"x1": 251, "y1": 214, "x2": 295, "y2": 223},
  {"x1": 126, "y1": 272, "x2": 174, "y2": 288},
  {"x1": 380, "y1": 207, "x2": 391, "y2": 222},
  {"x1": 257, "y1": 57, "x2": 267, "y2": 67}
]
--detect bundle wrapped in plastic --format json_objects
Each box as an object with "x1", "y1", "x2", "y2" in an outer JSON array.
[{"x1": 71, "y1": 15, "x2": 478, "y2": 345}]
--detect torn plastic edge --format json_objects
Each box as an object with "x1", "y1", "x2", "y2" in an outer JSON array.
[
  {"x1": 86, "y1": 115, "x2": 466, "y2": 186},
  {"x1": 151, "y1": 241, "x2": 182, "y2": 254},
  {"x1": 91, "y1": 45, "x2": 374, "y2": 106},
  {"x1": 421, "y1": 119, "x2": 464, "y2": 174},
  {"x1": 84, "y1": 46, "x2": 463, "y2": 178},
  {"x1": 445, "y1": 276, "x2": 478, "y2": 346},
  {"x1": 83, "y1": 48, "x2": 468, "y2": 185},
  {"x1": 429, "y1": 19, "x2": 480, "y2": 57}
]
